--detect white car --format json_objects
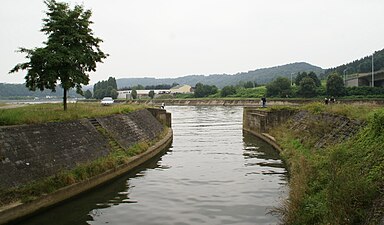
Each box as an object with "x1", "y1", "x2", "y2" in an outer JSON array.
[{"x1": 101, "y1": 97, "x2": 114, "y2": 106}]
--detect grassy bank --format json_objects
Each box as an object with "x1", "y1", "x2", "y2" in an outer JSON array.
[
  {"x1": 0, "y1": 103, "x2": 146, "y2": 125},
  {"x1": 270, "y1": 103, "x2": 384, "y2": 224}
]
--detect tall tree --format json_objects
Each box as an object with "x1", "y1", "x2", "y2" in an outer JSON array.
[
  {"x1": 326, "y1": 73, "x2": 345, "y2": 97},
  {"x1": 266, "y1": 77, "x2": 292, "y2": 97},
  {"x1": 298, "y1": 77, "x2": 317, "y2": 97},
  {"x1": 295, "y1": 72, "x2": 308, "y2": 86},
  {"x1": 84, "y1": 90, "x2": 92, "y2": 99},
  {"x1": 148, "y1": 90, "x2": 155, "y2": 99},
  {"x1": 131, "y1": 89, "x2": 138, "y2": 99},
  {"x1": 194, "y1": 83, "x2": 218, "y2": 98},
  {"x1": 307, "y1": 71, "x2": 321, "y2": 87},
  {"x1": 221, "y1": 85, "x2": 237, "y2": 97},
  {"x1": 9, "y1": 0, "x2": 107, "y2": 110}
]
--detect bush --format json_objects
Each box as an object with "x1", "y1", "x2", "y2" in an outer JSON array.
[
  {"x1": 346, "y1": 86, "x2": 384, "y2": 96},
  {"x1": 273, "y1": 106, "x2": 384, "y2": 224},
  {"x1": 220, "y1": 85, "x2": 237, "y2": 97}
]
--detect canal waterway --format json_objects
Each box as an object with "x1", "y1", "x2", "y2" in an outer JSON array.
[{"x1": 18, "y1": 106, "x2": 287, "y2": 225}]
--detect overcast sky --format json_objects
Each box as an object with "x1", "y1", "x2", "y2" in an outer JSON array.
[{"x1": 1, "y1": 0, "x2": 383, "y2": 84}]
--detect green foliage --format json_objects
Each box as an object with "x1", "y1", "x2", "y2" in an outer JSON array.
[
  {"x1": 346, "y1": 86, "x2": 384, "y2": 96},
  {"x1": 117, "y1": 62, "x2": 324, "y2": 89},
  {"x1": 326, "y1": 48, "x2": 384, "y2": 75},
  {"x1": 194, "y1": 83, "x2": 218, "y2": 98},
  {"x1": 233, "y1": 86, "x2": 266, "y2": 98},
  {"x1": 295, "y1": 72, "x2": 308, "y2": 86},
  {"x1": 0, "y1": 83, "x2": 83, "y2": 99},
  {"x1": 84, "y1": 90, "x2": 92, "y2": 99},
  {"x1": 148, "y1": 90, "x2": 155, "y2": 99},
  {"x1": 295, "y1": 71, "x2": 321, "y2": 87},
  {"x1": 326, "y1": 73, "x2": 345, "y2": 97},
  {"x1": 298, "y1": 77, "x2": 317, "y2": 98},
  {"x1": 131, "y1": 89, "x2": 137, "y2": 99},
  {"x1": 9, "y1": 0, "x2": 107, "y2": 110},
  {"x1": 273, "y1": 106, "x2": 384, "y2": 225},
  {"x1": 144, "y1": 84, "x2": 175, "y2": 90},
  {"x1": 220, "y1": 85, "x2": 237, "y2": 97},
  {"x1": 266, "y1": 77, "x2": 292, "y2": 97},
  {"x1": 93, "y1": 77, "x2": 118, "y2": 99}
]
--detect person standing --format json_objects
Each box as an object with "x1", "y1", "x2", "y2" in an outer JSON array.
[{"x1": 261, "y1": 97, "x2": 267, "y2": 108}]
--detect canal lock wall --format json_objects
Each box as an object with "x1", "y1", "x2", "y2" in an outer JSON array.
[
  {"x1": 0, "y1": 108, "x2": 172, "y2": 224},
  {"x1": 243, "y1": 107, "x2": 364, "y2": 151}
]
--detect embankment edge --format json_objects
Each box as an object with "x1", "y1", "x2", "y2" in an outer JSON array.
[{"x1": 0, "y1": 129, "x2": 173, "y2": 225}]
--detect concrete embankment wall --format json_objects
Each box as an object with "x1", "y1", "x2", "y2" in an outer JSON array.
[
  {"x1": 125, "y1": 99, "x2": 384, "y2": 106},
  {"x1": 243, "y1": 107, "x2": 364, "y2": 150},
  {"x1": 0, "y1": 108, "x2": 172, "y2": 224}
]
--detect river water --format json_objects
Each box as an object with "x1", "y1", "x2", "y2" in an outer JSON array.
[{"x1": 18, "y1": 106, "x2": 287, "y2": 225}]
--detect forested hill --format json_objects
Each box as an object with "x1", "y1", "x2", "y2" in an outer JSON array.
[
  {"x1": 325, "y1": 48, "x2": 384, "y2": 76},
  {"x1": 117, "y1": 62, "x2": 324, "y2": 89},
  {"x1": 0, "y1": 83, "x2": 82, "y2": 99},
  {"x1": 0, "y1": 62, "x2": 322, "y2": 98}
]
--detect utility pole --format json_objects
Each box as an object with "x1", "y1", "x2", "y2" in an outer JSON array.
[
  {"x1": 343, "y1": 68, "x2": 348, "y2": 86},
  {"x1": 372, "y1": 53, "x2": 374, "y2": 87}
]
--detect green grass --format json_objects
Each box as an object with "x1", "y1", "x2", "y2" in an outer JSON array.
[
  {"x1": 0, "y1": 103, "x2": 146, "y2": 126},
  {"x1": 231, "y1": 86, "x2": 267, "y2": 98},
  {"x1": 270, "y1": 105, "x2": 384, "y2": 224},
  {"x1": 300, "y1": 102, "x2": 380, "y2": 120}
]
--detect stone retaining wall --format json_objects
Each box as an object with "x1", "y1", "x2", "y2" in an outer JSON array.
[
  {"x1": 0, "y1": 109, "x2": 167, "y2": 189},
  {"x1": 243, "y1": 107, "x2": 296, "y2": 134},
  {"x1": 243, "y1": 108, "x2": 364, "y2": 150},
  {"x1": 0, "y1": 108, "x2": 173, "y2": 224}
]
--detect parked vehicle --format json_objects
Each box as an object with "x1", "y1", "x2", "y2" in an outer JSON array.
[{"x1": 101, "y1": 97, "x2": 114, "y2": 106}]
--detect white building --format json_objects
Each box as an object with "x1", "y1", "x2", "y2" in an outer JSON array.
[
  {"x1": 170, "y1": 85, "x2": 193, "y2": 94},
  {"x1": 117, "y1": 89, "x2": 171, "y2": 99}
]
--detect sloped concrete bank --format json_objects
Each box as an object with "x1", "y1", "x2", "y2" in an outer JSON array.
[
  {"x1": 243, "y1": 107, "x2": 364, "y2": 151},
  {"x1": 0, "y1": 108, "x2": 172, "y2": 225},
  {"x1": 242, "y1": 107, "x2": 384, "y2": 224}
]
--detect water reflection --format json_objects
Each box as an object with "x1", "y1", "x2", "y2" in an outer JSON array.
[{"x1": 16, "y1": 106, "x2": 287, "y2": 225}]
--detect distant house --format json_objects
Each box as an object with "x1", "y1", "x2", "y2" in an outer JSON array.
[
  {"x1": 117, "y1": 90, "x2": 131, "y2": 99},
  {"x1": 170, "y1": 85, "x2": 193, "y2": 94}
]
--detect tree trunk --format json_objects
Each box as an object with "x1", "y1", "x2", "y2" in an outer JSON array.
[{"x1": 63, "y1": 87, "x2": 67, "y2": 111}]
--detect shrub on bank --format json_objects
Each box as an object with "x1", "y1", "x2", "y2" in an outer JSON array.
[{"x1": 271, "y1": 105, "x2": 384, "y2": 225}]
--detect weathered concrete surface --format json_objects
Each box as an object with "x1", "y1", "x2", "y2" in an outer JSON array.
[
  {"x1": 0, "y1": 129, "x2": 172, "y2": 225},
  {"x1": 0, "y1": 108, "x2": 172, "y2": 224},
  {"x1": 0, "y1": 120, "x2": 110, "y2": 189},
  {"x1": 243, "y1": 108, "x2": 296, "y2": 134},
  {"x1": 243, "y1": 108, "x2": 364, "y2": 150},
  {"x1": 0, "y1": 109, "x2": 168, "y2": 190},
  {"x1": 288, "y1": 111, "x2": 364, "y2": 149}
]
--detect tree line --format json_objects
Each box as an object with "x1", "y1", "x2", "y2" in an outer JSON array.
[
  {"x1": 84, "y1": 77, "x2": 118, "y2": 99},
  {"x1": 325, "y1": 48, "x2": 384, "y2": 78}
]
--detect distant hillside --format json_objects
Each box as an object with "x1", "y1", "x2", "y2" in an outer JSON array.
[
  {"x1": 325, "y1": 48, "x2": 384, "y2": 76},
  {"x1": 117, "y1": 62, "x2": 324, "y2": 89},
  {"x1": 0, "y1": 83, "x2": 82, "y2": 99}
]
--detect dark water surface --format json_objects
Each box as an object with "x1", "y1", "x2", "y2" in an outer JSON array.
[{"x1": 18, "y1": 106, "x2": 287, "y2": 225}]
